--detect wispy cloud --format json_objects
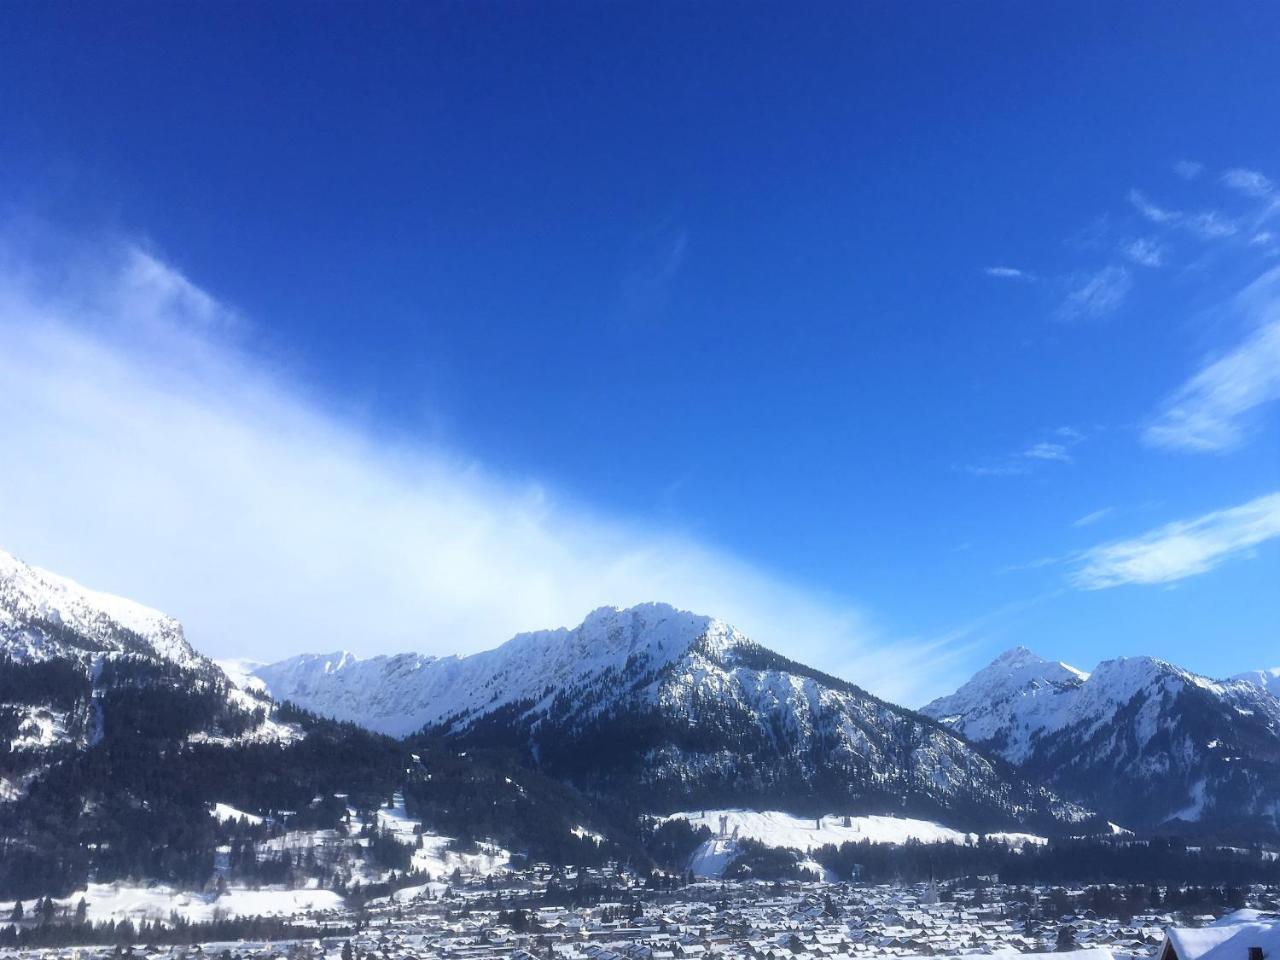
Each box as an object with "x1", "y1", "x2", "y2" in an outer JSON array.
[
  {"x1": 1073, "y1": 507, "x2": 1115, "y2": 528},
  {"x1": 1128, "y1": 188, "x2": 1180, "y2": 224},
  {"x1": 1058, "y1": 265, "x2": 1132, "y2": 320},
  {"x1": 1173, "y1": 160, "x2": 1203, "y2": 181},
  {"x1": 1144, "y1": 266, "x2": 1280, "y2": 452},
  {"x1": 1023, "y1": 441, "x2": 1073, "y2": 463},
  {"x1": 618, "y1": 222, "x2": 689, "y2": 324},
  {"x1": 961, "y1": 428, "x2": 1084, "y2": 477},
  {"x1": 1072, "y1": 492, "x2": 1280, "y2": 589},
  {"x1": 1121, "y1": 237, "x2": 1164, "y2": 268},
  {"x1": 983, "y1": 266, "x2": 1033, "y2": 280},
  {"x1": 1221, "y1": 168, "x2": 1275, "y2": 199},
  {"x1": 1185, "y1": 210, "x2": 1238, "y2": 239},
  {"x1": 1122, "y1": 188, "x2": 1235, "y2": 242},
  {"x1": 0, "y1": 225, "x2": 952, "y2": 705}
]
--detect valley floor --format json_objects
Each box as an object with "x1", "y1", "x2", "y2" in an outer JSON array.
[{"x1": 4, "y1": 875, "x2": 1276, "y2": 960}]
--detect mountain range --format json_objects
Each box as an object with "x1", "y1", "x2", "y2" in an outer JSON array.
[
  {"x1": 3, "y1": 544, "x2": 1279, "y2": 900},
  {"x1": 921, "y1": 647, "x2": 1280, "y2": 838},
  {"x1": 255, "y1": 604, "x2": 1090, "y2": 830}
]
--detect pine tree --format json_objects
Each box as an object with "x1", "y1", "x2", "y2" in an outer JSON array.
[
  {"x1": 1056, "y1": 925, "x2": 1077, "y2": 952},
  {"x1": 8, "y1": 901, "x2": 22, "y2": 924}
]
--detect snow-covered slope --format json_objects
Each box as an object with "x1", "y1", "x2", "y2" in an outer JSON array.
[
  {"x1": 923, "y1": 649, "x2": 1280, "y2": 834},
  {"x1": 667, "y1": 809, "x2": 1047, "y2": 878},
  {"x1": 256, "y1": 604, "x2": 1094, "y2": 831},
  {"x1": 1234, "y1": 667, "x2": 1280, "y2": 699},
  {"x1": 255, "y1": 604, "x2": 739, "y2": 738},
  {"x1": 0, "y1": 546, "x2": 295, "y2": 775},
  {"x1": 922, "y1": 646, "x2": 1088, "y2": 763},
  {"x1": 0, "y1": 547, "x2": 204, "y2": 670}
]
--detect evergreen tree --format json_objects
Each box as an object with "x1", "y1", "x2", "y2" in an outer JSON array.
[{"x1": 1056, "y1": 925, "x2": 1077, "y2": 952}]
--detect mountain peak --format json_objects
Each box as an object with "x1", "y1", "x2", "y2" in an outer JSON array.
[
  {"x1": 0, "y1": 546, "x2": 204, "y2": 671},
  {"x1": 253, "y1": 601, "x2": 733, "y2": 738},
  {"x1": 921, "y1": 645, "x2": 1088, "y2": 762},
  {"x1": 1233, "y1": 667, "x2": 1280, "y2": 698},
  {"x1": 253, "y1": 601, "x2": 1091, "y2": 827},
  {"x1": 992, "y1": 645, "x2": 1047, "y2": 667}
]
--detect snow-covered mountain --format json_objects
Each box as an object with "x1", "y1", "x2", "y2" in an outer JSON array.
[
  {"x1": 0, "y1": 546, "x2": 290, "y2": 780},
  {"x1": 922, "y1": 646, "x2": 1089, "y2": 763},
  {"x1": 255, "y1": 604, "x2": 743, "y2": 738},
  {"x1": 0, "y1": 547, "x2": 634, "y2": 901},
  {"x1": 1234, "y1": 667, "x2": 1280, "y2": 699},
  {"x1": 255, "y1": 603, "x2": 1094, "y2": 831},
  {"x1": 922, "y1": 649, "x2": 1280, "y2": 836},
  {"x1": 0, "y1": 547, "x2": 205, "y2": 671}
]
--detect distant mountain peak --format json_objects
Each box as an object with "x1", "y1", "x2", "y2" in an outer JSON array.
[
  {"x1": 992, "y1": 645, "x2": 1045, "y2": 667},
  {"x1": 923, "y1": 645, "x2": 1280, "y2": 834},
  {"x1": 921, "y1": 644, "x2": 1088, "y2": 763},
  {"x1": 1231, "y1": 666, "x2": 1280, "y2": 698}
]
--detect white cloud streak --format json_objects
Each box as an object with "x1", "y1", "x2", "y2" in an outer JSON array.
[
  {"x1": 0, "y1": 230, "x2": 948, "y2": 705},
  {"x1": 1072, "y1": 507, "x2": 1114, "y2": 528},
  {"x1": 1144, "y1": 266, "x2": 1280, "y2": 452},
  {"x1": 1121, "y1": 238, "x2": 1164, "y2": 268},
  {"x1": 1058, "y1": 265, "x2": 1132, "y2": 320},
  {"x1": 983, "y1": 266, "x2": 1032, "y2": 280},
  {"x1": 1128, "y1": 189, "x2": 1180, "y2": 224},
  {"x1": 1072, "y1": 492, "x2": 1280, "y2": 589},
  {"x1": 960, "y1": 430, "x2": 1083, "y2": 477},
  {"x1": 1185, "y1": 210, "x2": 1238, "y2": 239},
  {"x1": 1221, "y1": 168, "x2": 1274, "y2": 199},
  {"x1": 1023, "y1": 442, "x2": 1073, "y2": 463}
]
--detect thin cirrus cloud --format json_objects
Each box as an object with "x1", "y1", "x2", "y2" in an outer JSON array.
[
  {"x1": 1173, "y1": 160, "x2": 1203, "y2": 181},
  {"x1": 960, "y1": 430, "x2": 1083, "y2": 477},
  {"x1": 1128, "y1": 188, "x2": 1180, "y2": 225},
  {"x1": 982, "y1": 266, "x2": 1033, "y2": 281},
  {"x1": 1022, "y1": 441, "x2": 1073, "y2": 463},
  {"x1": 1057, "y1": 264, "x2": 1132, "y2": 320},
  {"x1": 1145, "y1": 265, "x2": 1280, "y2": 452},
  {"x1": 1221, "y1": 168, "x2": 1275, "y2": 199},
  {"x1": 1071, "y1": 492, "x2": 1280, "y2": 589},
  {"x1": 1121, "y1": 238, "x2": 1164, "y2": 268},
  {"x1": 1072, "y1": 507, "x2": 1115, "y2": 528},
  {"x1": 0, "y1": 226, "x2": 954, "y2": 706}
]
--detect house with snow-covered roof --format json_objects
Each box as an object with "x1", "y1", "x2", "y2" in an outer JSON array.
[{"x1": 1158, "y1": 913, "x2": 1280, "y2": 960}]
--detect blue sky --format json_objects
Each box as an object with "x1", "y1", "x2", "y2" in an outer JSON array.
[{"x1": 0, "y1": 4, "x2": 1277, "y2": 704}]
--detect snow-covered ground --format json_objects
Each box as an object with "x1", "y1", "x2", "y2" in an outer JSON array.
[
  {"x1": 367, "y1": 881, "x2": 451, "y2": 906},
  {"x1": 5, "y1": 704, "x2": 69, "y2": 750},
  {"x1": 411, "y1": 836, "x2": 512, "y2": 879},
  {"x1": 216, "y1": 657, "x2": 269, "y2": 694},
  {"x1": 669, "y1": 810, "x2": 1046, "y2": 877},
  {"x1": 374, "y1": 793, "x2": 513, "y2": 879},
  {"x1": 0, "y1": 883, "x2": 343, "y2": 925},
  {"x1": 669, "y1": 809, "x2": 1045, "y2": 850},
  {"x1": 211, "y1": 802, "x2": 265, "y2": 826}
]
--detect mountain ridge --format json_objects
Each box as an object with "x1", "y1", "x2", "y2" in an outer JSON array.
[
  {"x1": 922, "y1": 646, "x2": 1280, "y2": 837},
  {"x1": 0, "y1": 548, "x2": 206, "y2": 672},
  {"x1": 253, "y1": 603, "x2": 1096, "y2": 832}
]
